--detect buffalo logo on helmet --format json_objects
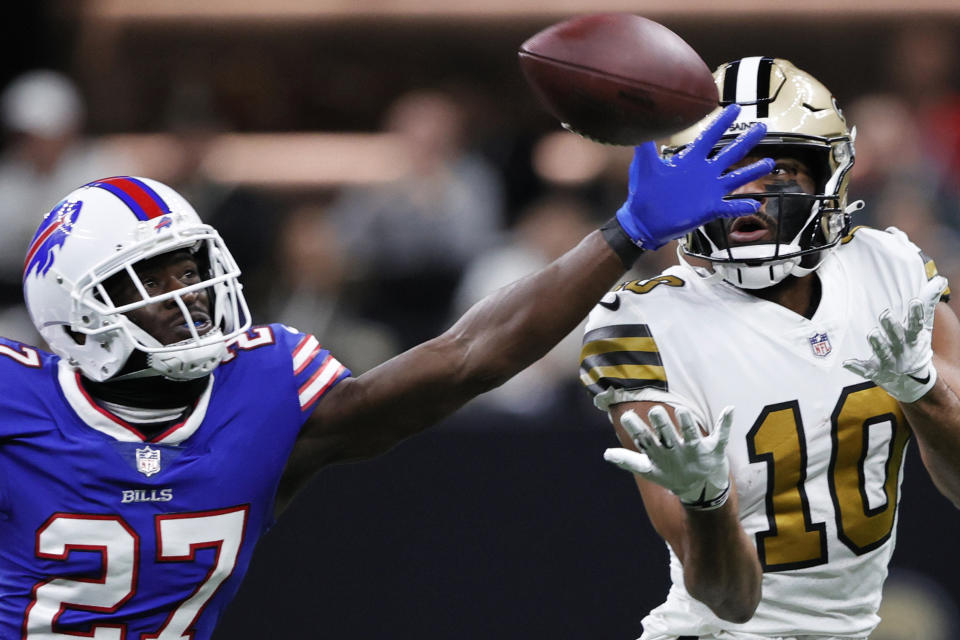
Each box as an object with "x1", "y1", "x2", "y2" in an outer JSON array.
[
  {"x1": 154, "y1": 216, "x2": 173, "y2": 232},
  {"x1": 23, "y1": 200, "x2": 83, "y2": 280}
]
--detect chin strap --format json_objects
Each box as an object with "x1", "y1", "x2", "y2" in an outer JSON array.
[
  {"x1": 708, "y1": 243, "x2": 803, "y2": 289},
  {"x1": 147, "y1": 330, "x2": 227, "y2": 380},
  {"x1": 111, "y1": 328, "x2": 228, "y2": 381}
]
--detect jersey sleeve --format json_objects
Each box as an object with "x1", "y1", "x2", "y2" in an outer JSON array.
[
  {"x1": 579, "y1": 290, "x2": 688, "y2": 413},
  {"x1": 846, "y1": 225, "x2": 951, "y2": 302},
  {"x1": 577, "y1": 278, "x2": 712, "y2": 426},
  {"x1": 271, "y1": 324, "x2": 352, "y2": 417}
]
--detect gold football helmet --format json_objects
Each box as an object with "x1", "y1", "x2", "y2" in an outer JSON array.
[{"x1": 663, "y1": 57, "x2": 860, "y2": 289}]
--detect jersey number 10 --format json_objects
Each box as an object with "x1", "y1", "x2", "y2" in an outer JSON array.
[{"x1": 747, "y1": 382, "x2": 909, "y2": 572}]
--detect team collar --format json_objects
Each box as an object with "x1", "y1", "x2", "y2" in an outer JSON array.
[{"x1": 57, "y1": 359, "x2": 214, "y2": 444}]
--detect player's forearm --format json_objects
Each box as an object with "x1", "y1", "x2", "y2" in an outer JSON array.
[
  {"x1": 305, "y1": 231, "x2": 627, "y2": 465},
  {"x1": 680, "y1": 493, "x2": 762, "y2": 623},
  {"x1": 444, "y1": 230, "x2": 625, "y2": 389},
  {"x1": 903, "y1": 359, "x2": 960, "y2": 508}
]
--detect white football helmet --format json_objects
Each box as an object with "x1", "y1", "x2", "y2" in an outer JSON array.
[
  {"x1": 663, "y1": 57, "x2": 862, "y2": 289},
  {"x1": 23, "y1": 176, "x2": 251, "y2": 381}
]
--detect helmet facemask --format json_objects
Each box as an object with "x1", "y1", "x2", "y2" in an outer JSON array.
[
  {"x1": 71, "y1": 227, "x2": 251, "y2": 381},
  {"x1": 683, "y1": 145, "x2": 850, "y2": 288}
]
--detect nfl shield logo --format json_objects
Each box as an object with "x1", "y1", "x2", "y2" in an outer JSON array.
[
  {"x1": 809, "y1": 332, "x2": 832, "y2": 358},
  {"x1": 136, "y1": 446, "x2": 161, "y2": 477}
]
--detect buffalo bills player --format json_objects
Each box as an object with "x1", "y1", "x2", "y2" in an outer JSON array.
[{"x1": 3, "y1": 104, "x2": 772, "y2": 639}]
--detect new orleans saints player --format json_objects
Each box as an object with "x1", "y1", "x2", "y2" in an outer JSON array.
[{"x1": 581, "y1": 57, "x2": 960, "y2": 639}]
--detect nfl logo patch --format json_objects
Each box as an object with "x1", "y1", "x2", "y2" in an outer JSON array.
[
  {"x1": 809, "y1": 332, "x2": 832, "y2": 358},
  {"x1": 136, "y1": 446, "x2": 161, "y2": 477}
]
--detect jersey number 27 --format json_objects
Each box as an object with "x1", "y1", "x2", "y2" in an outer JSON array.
[{"x1": 25, "y1": 506, "x2": 248, "y2": 639}]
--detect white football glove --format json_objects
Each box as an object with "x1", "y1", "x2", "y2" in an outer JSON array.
[
  {"x1": 843, "y1": 275, "x2": 948, "y2": 404},
  {"x1": 604, "y1": 405, "x2": 734, "y2": 510}
]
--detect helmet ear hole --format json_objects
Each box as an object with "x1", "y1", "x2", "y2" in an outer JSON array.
[{"x1": 64, "y1": 327, "x2": 86, "y2": 345}]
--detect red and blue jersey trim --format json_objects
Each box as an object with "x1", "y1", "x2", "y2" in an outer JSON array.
[
  {"x1": 290, "y1": 333, "x2": 349, "y2": 412},
  {"x1": 87, "y1": 176, "x2": 171, "y2": 221}
]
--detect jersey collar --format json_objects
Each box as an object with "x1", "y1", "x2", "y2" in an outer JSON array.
[{"x1": 57, "y1": 360, "x2": 214, "y2": 444}]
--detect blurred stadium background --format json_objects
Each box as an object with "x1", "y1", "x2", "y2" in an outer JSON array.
[{"x1": 4, "y1": 2, "x2": 960, "y2": 638}]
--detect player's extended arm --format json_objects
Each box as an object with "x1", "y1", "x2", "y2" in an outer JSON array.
[
  {"x1": 606, "y1": 402, "x2": 762, "y2": 623},
  {"x1": 279, "y1": 105, "x2": 773, "y2": 500},
  {"x1": 845, "y1": 277, "x2": 960, "y2": 508}
]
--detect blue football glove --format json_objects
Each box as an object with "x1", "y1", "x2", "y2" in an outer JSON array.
[{"x1": 615, "y1": 104, "x2": 775, "y2": 250}]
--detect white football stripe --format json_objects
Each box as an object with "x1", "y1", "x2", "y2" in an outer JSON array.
[
  {"x1": 292, "y1": 335, "x2": 320, "y2": 372},
  {"x1": 298, "y1": 357, "x2": 344, "y2": 408},
  {"x1": 735, "y1": 56, "x2": 763, "y2": 121}
]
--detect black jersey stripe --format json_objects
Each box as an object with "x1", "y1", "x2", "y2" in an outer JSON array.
[
  {"x1": 582, "y1": 376, "x2": 669, "y2": 396},
  {"x1": 580, "y1": 359, "x2": 668, "y2": 393},
  {"x1": 582, "y1": 324, "x2": 653, "y2": 343}
]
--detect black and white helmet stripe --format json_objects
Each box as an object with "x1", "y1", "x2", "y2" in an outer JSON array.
[{"x1": 721, "y1": 56, "x2": 775, "y2": 118}]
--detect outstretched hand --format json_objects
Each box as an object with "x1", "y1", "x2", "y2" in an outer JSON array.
[
  {"x1": 615, "y1": 104, "x2": 774, "y2": 250},
  {"x1": 604, "y1": 405, "x2": 734, "y2": 510},
  {"x1": 843, "y1": 276, "x2": 948, "y2": 403}
]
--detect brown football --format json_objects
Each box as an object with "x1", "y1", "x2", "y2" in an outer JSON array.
[{"x1": 518, "y1": 13, "x2": 718, "y2": 145}]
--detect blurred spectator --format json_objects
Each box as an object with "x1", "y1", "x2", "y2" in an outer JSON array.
[
  {"x1": 866, "y1": 179, "x2": 960, "y2": 288},
  {"x1": 887, "y1": 24, "x2": 960, "y2": 192},
  {"x1": 451, "y1": 193, "x2": 596, "y2": 418},
  {"x1": 0, "y1": 69, "x2": 127, "y2": 342},
  {"x1": 845, "y1": 93, "x2": 960, "y2": 285},
  {"x1": 266, "y1": 204, "x2": 399, "y2": 374},
  {"x1": 162, "y1": 81, "x2": 279, "y2": 311},
  {"x1": 329, "y1": 90, "x2": 505, "y2": 348}
]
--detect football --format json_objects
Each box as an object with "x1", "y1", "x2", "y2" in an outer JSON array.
[{"x1": 518, "y1": 13, "x2": 718, "y2": 145}]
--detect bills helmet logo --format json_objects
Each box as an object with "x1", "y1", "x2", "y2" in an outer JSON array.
[
  {"x1": 809, "y1": 332, "x2": 832, "y2": 357},
  {"x1": 23, "y1": 200, "x2": 83, "y2": 280},
  {"x1": 154, "y1": 216, "x2": 173, "y2": 232},
  {"x1": 135, "y1": 445, "x2": 162, "y2": 477}
]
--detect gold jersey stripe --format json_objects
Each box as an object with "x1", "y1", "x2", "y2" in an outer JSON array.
[
  {"x1": 922, "y1": 257, "x2": 951, "y2": 298},
  {"x1": 579, "y1": 337, "x2": 658, "y2": 359},
  {"x1": 580, "y1": 363, "x2": 667, "y2": 387},
  {"x1": 841, "y1": 225, "x2": 869, "y2": 244}
]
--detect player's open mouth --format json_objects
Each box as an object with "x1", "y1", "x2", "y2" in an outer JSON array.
[
  {"x1": 172, "y1": 314, "x2": 212, "y2": 337},
  {"x1": 728, "y1": 215, "x2": 772, "y2": 244}
]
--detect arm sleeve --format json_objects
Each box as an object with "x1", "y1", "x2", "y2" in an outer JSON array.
[{"x1": 578, "y1": 293, "x2": 709, "y2": 427}]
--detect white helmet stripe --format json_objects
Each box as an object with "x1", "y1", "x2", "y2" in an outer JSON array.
[{"x1": 734, "y1": 56, "x2": 764, "y2": 120}]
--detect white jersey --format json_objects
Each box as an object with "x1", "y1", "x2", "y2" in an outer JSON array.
[{"x1": 579, "y1": 227, "x2": 949, "y2": 639}]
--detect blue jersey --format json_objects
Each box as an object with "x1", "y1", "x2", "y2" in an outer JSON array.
[{"x1": 0, "y1": 324, "x2": 350, "y2": 640}]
